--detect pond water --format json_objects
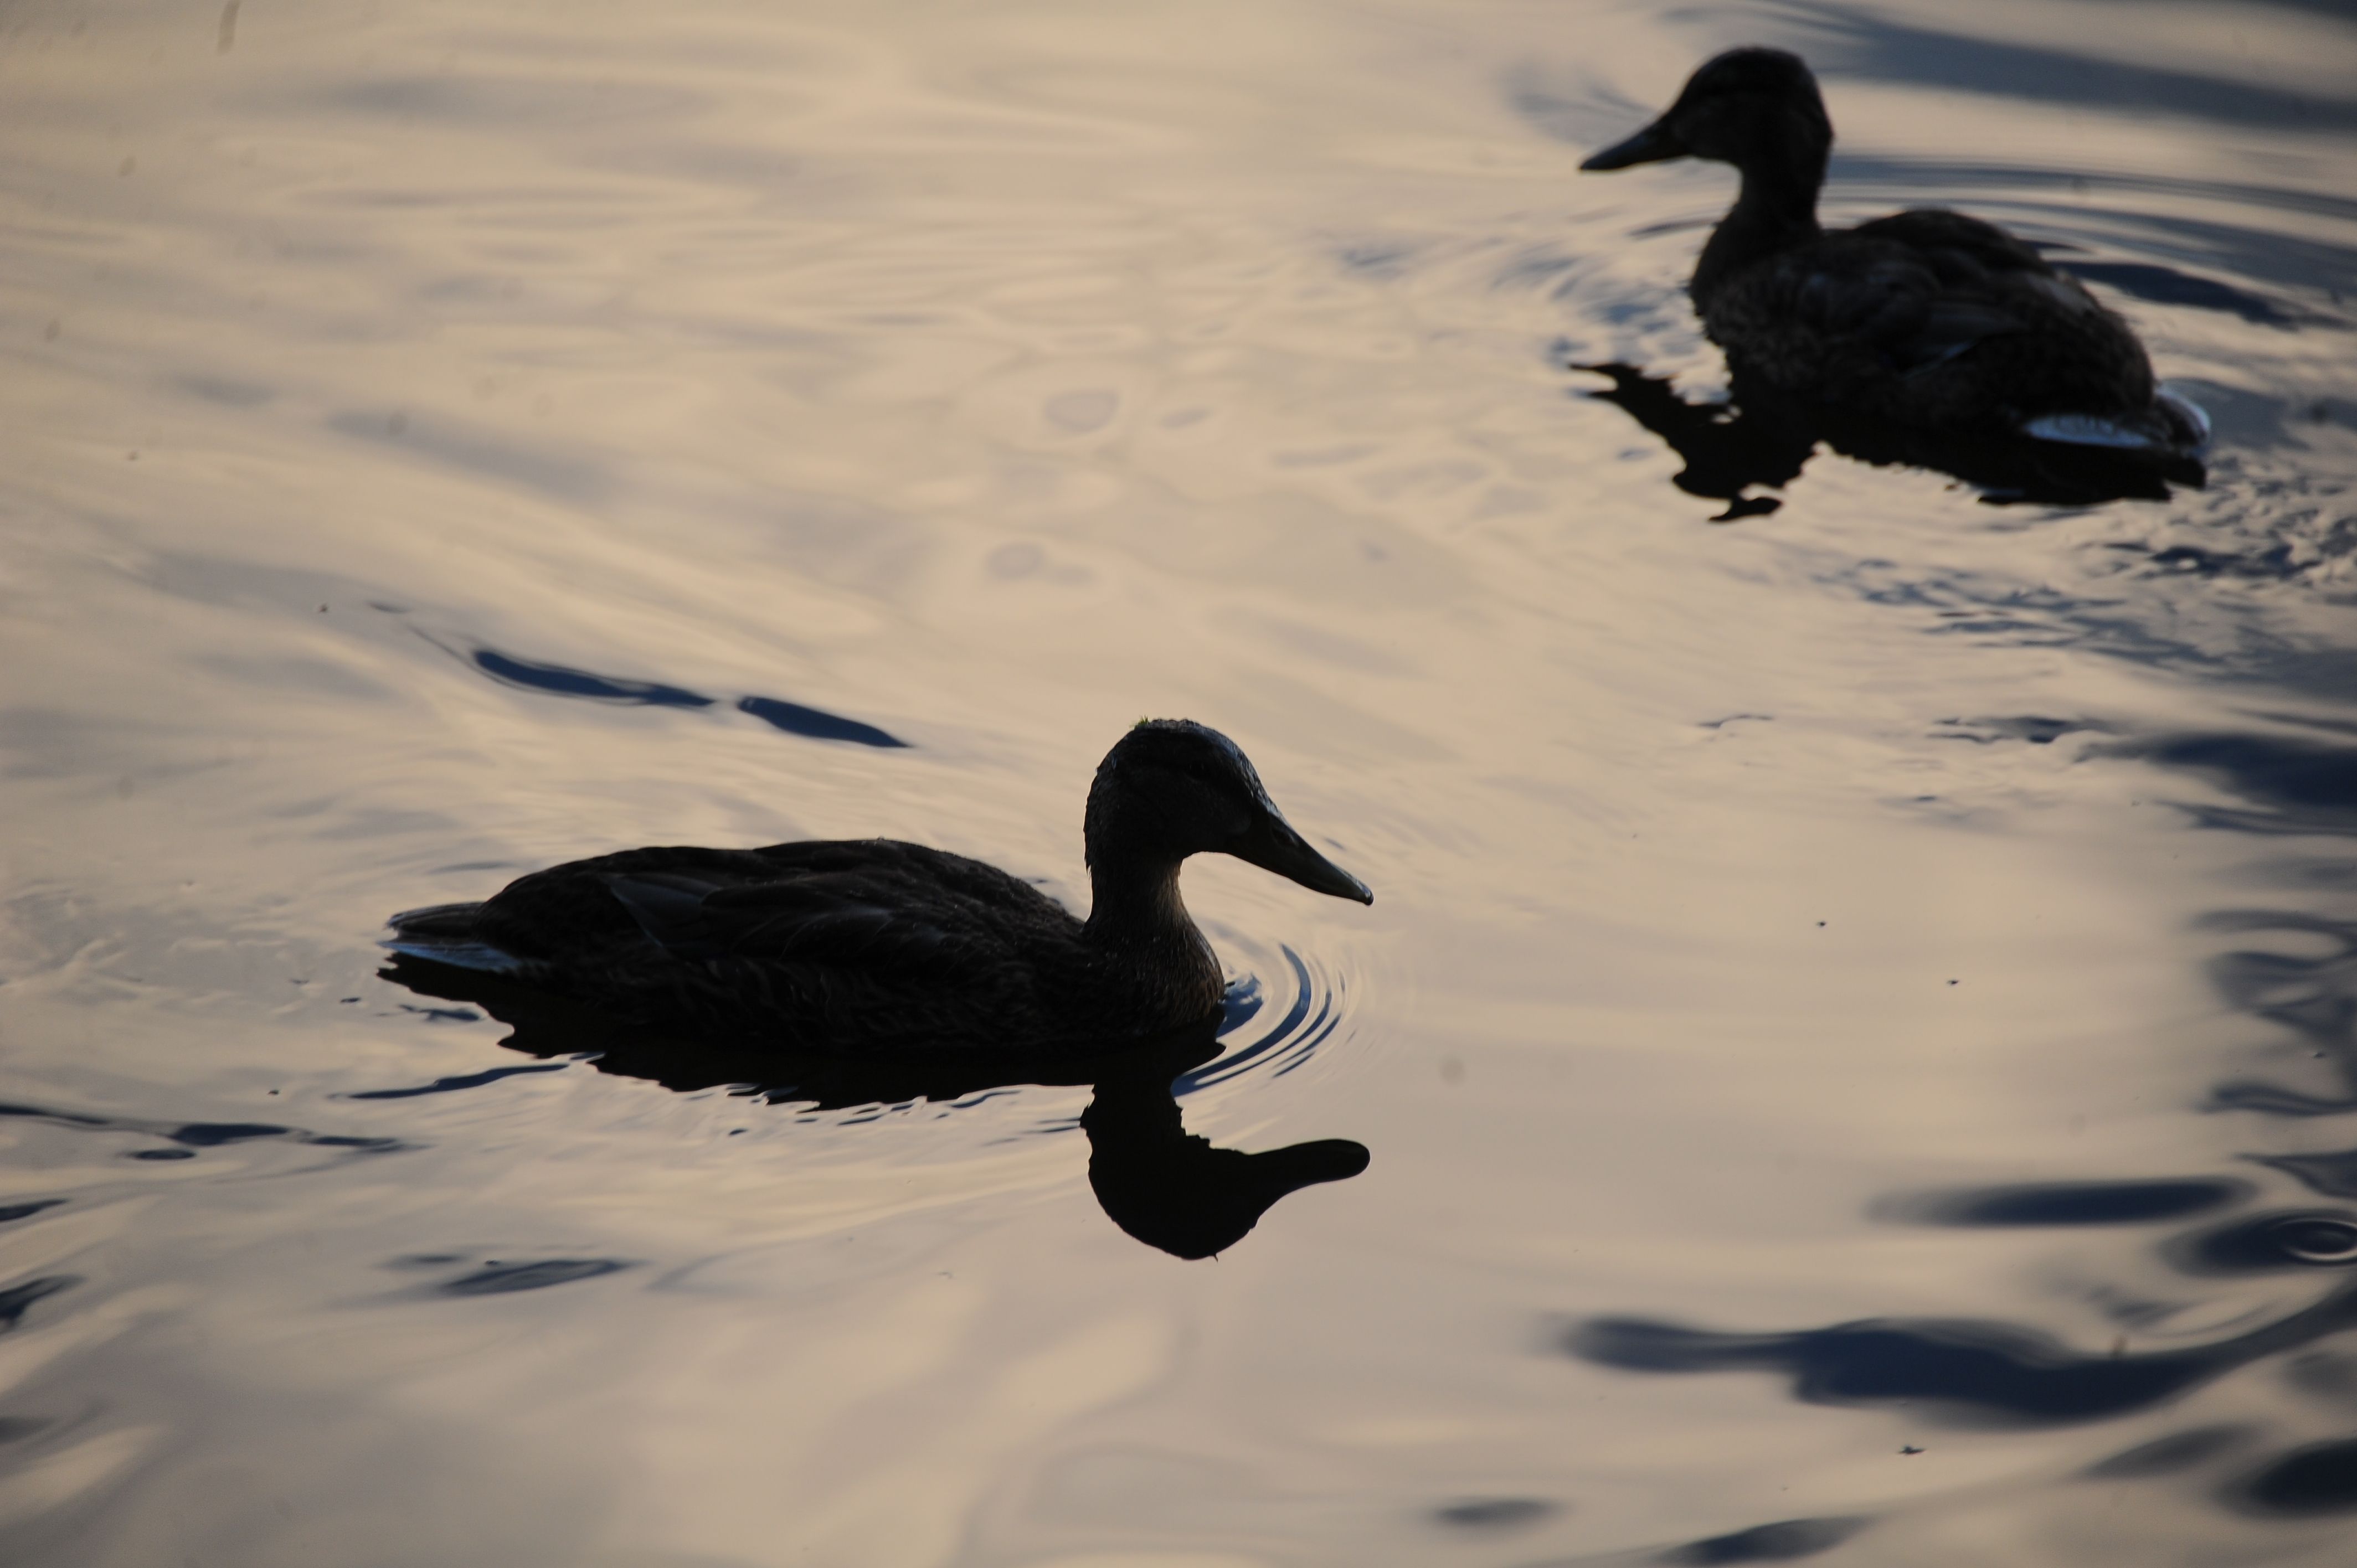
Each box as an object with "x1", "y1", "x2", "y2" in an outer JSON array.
[{"x1": 4, "y1": 0, "x2": 2356, "y2": 1562}]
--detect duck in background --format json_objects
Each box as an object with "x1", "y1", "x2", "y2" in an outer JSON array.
[
  {"x1": 384, "y1": 720, "x2": 1371, "y2": 1056},
  {"x1": 1581, "y1": 48, "x2": 2207, "y2": 461}
]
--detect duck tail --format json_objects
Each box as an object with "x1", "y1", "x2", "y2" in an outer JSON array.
[
  {"x1": 382, "y1": 901, "x2": 525, "y2": 974},
  {"x1": 2022, "y1": 386, "x2": 2210, "y2": 457}
]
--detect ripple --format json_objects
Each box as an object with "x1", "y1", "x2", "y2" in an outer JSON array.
[
  {"x1": 2229, "y1": 1436, "x2": 2357, "y2": 1517},
  {"x1": 1177, "y1": 941, "x2": 1352, "y2": 1097}
]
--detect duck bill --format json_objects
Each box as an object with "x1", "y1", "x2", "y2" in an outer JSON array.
[
  {"x1": 1582, "y1": 119, "x2": 1684, "y2": 171},
  {"x1": 1231, "y1": 813, "x2": 1373, "y2": 905}
]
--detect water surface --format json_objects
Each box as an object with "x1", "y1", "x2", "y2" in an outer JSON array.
[{"x1": 3, "y1": 0, "x2": 2355, "y2": 1562}]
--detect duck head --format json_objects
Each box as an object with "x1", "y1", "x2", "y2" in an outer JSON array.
[
  {"x1": 1582, "y1": 47, "x2": 1830, "y2": 185},
  {"x1": 1084, "y1": 720, "x2": 1372, "y2": 904}
]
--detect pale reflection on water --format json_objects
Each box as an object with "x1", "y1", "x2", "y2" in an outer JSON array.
[{"x1": 2, "y1": 0, "x2": 2355, "y2": 1562}]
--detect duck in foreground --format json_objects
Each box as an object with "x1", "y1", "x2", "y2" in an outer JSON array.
[
  {"x1": 1581, "y1": 48, "x2": 2207, "y2": 457},
  {"x1": 384, "y1": 720, "x2": 1371, "y2": 1055}
]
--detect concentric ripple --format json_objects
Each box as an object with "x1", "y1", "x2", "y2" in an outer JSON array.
[{"x1": 1179, "y1": 939, "x2": 1354, "y2": 1096}]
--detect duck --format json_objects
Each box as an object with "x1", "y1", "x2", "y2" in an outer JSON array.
[
  {"x1": 1580, "y1": 48, "x2": 2207, "y2": 455},
  {"x1": 383, "y1": 720, "x2": 1372, "y2": 1055}
]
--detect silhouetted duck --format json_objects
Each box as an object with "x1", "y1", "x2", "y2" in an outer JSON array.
[
  {"x1": 384, "y1": 720, "x2": 1371, "y2": 1054},
  {"x1": 1582, "y1": 48, "x2": 2207, "y2": 455}
]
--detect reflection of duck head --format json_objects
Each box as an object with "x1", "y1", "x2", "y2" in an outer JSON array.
[
  {"x1": 384, "y1": 720, "x2": 1370, "y2": 1054},
  {"x1": 1079, "y1": 1029, "x2": 1370, "y2": 1260},
  {"x1": 1581, "y1": 49, "x2": 2208, "y2": 461},
  {"x1": 377, "y1": 958, "x2": 1371, "y2": 1260}
]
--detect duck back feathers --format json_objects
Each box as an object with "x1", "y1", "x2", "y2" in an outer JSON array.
[
  {"x1": 1701, "y1": 210, "x2": 2160, "y2": 432},
  {"x1": 390, "y1": 840, "x2": 1100, "y2": 1050}
]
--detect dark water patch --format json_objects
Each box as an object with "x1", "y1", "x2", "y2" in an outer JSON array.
[
  {"x1": 2284, "y1": 1350, "x2": 2357, "y2": 1406},
  {"x1": 2055, "y1": 261, "x2": 2310, "y2": 326},
  {"x1": 735, "y1": 696, "x2": 907, "y2": 748},
  {"x1": 2227, "y1": 1435, "x2": 2357, "y2": 1516},
  {"x1": 302, "y1": 74, "x2": 703, "y2": 128},
  {"x1": 2195, "y1": 911, "x2": 2357, "y2": 1116},
  {"x1": 2129, "y1": 542, "x2": 2320, "y2": 581},
  {"x1": 2171, "y1": 1210, "x2": 2357, "y2": 1273},
  {"x1": 462, "y1": 650, "x2": 908, "y2": 750},
  {"x1": 471, "y1": 648, "x2": 714, "y2": 709},
  {"x1": 0, "y1": 1276, "x2": 79, "y2": 1330},
  {"x1": 1565, "y1": 1280, "x2": 2357, "y2": 1426},
  {"x1": 0, "y1": 1200, "x2": 65, "y2": 1225},
  {"x1": 398, "y1": 1002, "x2": 485, "y2": 1024},
  {"x1": 324, "y1": 410, "x2": 608, "y2": 506},
  {"x1": 1935, "y1": 716, "x2": 2104, "y2": 746},
  {"x1": 2254, "y1": 1149, "x2": 2357, "y2": 1200},
  {"x1": 344, "y1": 1062, "x2": 572, "y2": 1100},
  {"x1": 432, "y1": 1258, "x2": 634, "y2": 1297},
  {"x1": 2083, "y1": 1424, "x2": 2256, "y2": 1479},
  {"x1": 1430, "y1": 1495, "x2": 1559, "y2": 1530},
  {"x1": 1659, "y1": 1515, "x2": 1868, "y2": 1564},
  {"x1": 1875, "y1": 1178, "x2": 2248, "y2": 1227},
  {"x1": 173, "y1": 373, "x2": 274, "y2": 407},
  {"x1": 2212, "y1": 1083, "x2": 2357, "y2": 1117},
  {"x1": 169, "y1": 1122, "x2": 322, "y2": 1148},
  {"x1": 2075, "y1": 0, "x2": 2353, "y2": 27},
  {"x1": 1827, "y1": 558, "x2": 2226, "y2": 672},
  {"x1": 2107, "y1": 733, "x2": 2357, "y2": 833},
  {"x1": 1491, "y1": 245, "x2": 1581, "y2": 294},
  {"x1": 0, "y1": 1099, "x2": 411, "y2": 1159},
  {"x1": 1788, "y1": 2, "x2": 2357, "y2": 133},
  {"x1": 1336, "y1": 240, "x2": 1416, "y2": 277},
  {"x1": 2054, "y1": 209, "x2": 2357, "y2": 313}
]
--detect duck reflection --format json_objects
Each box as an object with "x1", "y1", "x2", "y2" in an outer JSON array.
[
  {"x1": 1579, "y1": 360, "x2": 2204, "y2": 518},
  {"x1": 379, "y1": 953, "x2": 1369, "y2": 1260}
]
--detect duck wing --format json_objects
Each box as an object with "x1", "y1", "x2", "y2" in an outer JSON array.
[
  {"x1": 1758, "y1": 236, "x2": 2023, "y2": 377},
  {"x1": 1747, "y1": 210, "x2": 2138, "y2": 385},
  {"x1": 604, "y1": 868, "x2": 976, "y2": 973},
  {"x1": 1846, "y1": 209, "x2": 2047, "y2": 274},
  {"x1": 449, "y1": 839, "x2": 1084, "y2": 1045}
]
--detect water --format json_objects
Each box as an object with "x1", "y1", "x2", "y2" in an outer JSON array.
[{"x1": 2, "y1": 0, "x2": 2354, "y2": 1561}]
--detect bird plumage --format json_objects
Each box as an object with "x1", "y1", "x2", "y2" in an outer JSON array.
[
  {"x1": 384, "y1": 721, "x2": 1370, "y2": 1056},
  {"x1": 1583, "y1": 48, "x2": 2205, "y2": 453}
]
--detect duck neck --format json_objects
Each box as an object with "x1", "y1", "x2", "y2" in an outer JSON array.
[
  {"x1": 1692, "y1": 151, "x2": 1824, "y2": 309},
  {"x1": 1082, "y1": 850, "x2": 1222, "y2": 1016}
]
